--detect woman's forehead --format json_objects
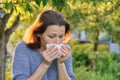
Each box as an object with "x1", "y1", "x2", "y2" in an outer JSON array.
[{"x1": 45, "y1": 25, "x2": 65, "y2": 33}]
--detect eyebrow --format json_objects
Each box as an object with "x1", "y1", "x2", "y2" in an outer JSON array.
[{"x1": 47, "y1": 33, "x2": 65, "y2": 35}]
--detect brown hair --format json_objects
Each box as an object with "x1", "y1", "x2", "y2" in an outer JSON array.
[{"x1": 23, "y1": 10, "x2": 71, "y2": 50}]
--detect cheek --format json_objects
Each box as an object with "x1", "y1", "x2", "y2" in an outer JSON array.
[
  {"x1": 45, "y1": 38, "x2": 63, "y2": 44},
  {"x1": 40, "y1": 34, "x2": 51, "y2": 44},
  {"x1": 42, "y1": 37, "x2": 54, "y2": 44},
  {"x1": 45, "y1": 37, "x2": 56, "y2": 43},
  {"x1": 49, "y1": 38, "x2": 63, "y2": 44}
]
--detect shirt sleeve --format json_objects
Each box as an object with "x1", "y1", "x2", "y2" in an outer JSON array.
[
  {"x1": 12, "y1": 42, "x2": 31, "y2": 80},
  {"x1": 64, "y1": 51, "x2": 75, "y2": 80}
]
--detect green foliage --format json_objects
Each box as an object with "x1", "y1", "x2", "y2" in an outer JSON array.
[
  {"x1": 75, "y1": 66, "x2": 117, "y2": 80},
  {"x1": 5, "y1": 59, "x2": 12, "y2": 80},
  {"x1": 26, "y1": 3, "x2": 33, "y2": 13},
  {"x1": 5, "y1": 2, "x2": 12, "y2": 10},
  {"x1": 113, "y1": 53, "x2": 120, "y2": 62},
  {"x1": 52, "y1": 0, "x2": 68, "y2": 11},
  {"x1": 70, "y1": 39, "x2": 120, "y2": 80},
  {"x1": 85, "y1": 0, "x2": 109, "y2": 3},
  {"x1": 35, "y1": 0, "x2": 42, "y2": 5},
  {"x1": 42, "y1": 0, "x2": 48, "y2": 6},
  {"x1": 63, "y1": 0, "x2": 120, "y2": 44},
  {"x1": 9, "y1": 25, "x2": 26, "y2": 47},
  {"x1": 73, "y1": 52, "x2": 90, "y2": 67}
]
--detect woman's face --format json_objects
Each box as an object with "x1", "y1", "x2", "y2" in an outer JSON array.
[{"x1": 40, "y1": 25, "x2": 65, "y2": 49}]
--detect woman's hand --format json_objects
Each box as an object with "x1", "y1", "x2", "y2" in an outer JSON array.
[
  {"x1": 57, "y1": 45, "x2": 71, "y2": 63},
  {"x1": 42, "y1": 45, "x2": 58, "y2": 65}
]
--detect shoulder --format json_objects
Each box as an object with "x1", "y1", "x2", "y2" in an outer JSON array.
[
  {"x1": 15, "y1": 41, "x2": 29, "y2": 50},
  {"x1": 14, "y1": 41, "x2": 38, "y2": 56},
  {"x1": 13, "y1": 41, "x2": 33, "y2": 61},
  {"x1": 16, "y1": 41, "x2": 26, "y2": 48},
  {"x1": 14, "y1": 41, "x2": 31, "y2": 54}
]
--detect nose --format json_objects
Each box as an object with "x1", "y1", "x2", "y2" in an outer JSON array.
[{"x1": 56, "y1": 37, "x2": 61, "y2": 44}]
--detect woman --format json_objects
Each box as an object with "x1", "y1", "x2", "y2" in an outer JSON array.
[{"x1": 12, "y1": 10, "x2": 75, "y2": 80}]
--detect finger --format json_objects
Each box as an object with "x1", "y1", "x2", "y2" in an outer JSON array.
[
  {"x1": 49, "y1": 48, "x2": 58, "y2": 58},
  {"x1": 46, "y1": 49, "x2": 58, "y2": 61},
  {"x1": 48, "y1": 46, "x2": 58, "y2": 55},
  {"x1": 62, "y1": 45, "x2": 70, "y2": 51},
  {"x1": 61, "y1": 45, "x2": 69, "y2": 54},
  {"x1": 61, "y1": 48, "x2": 67, "y2": 57},
  {"x1": 44, "y1": 45, "x2": 56, "y2": 56},
  {"x1": 44, "y1": 46, "x2": 58, "y2": 60},
  {"x1": 43, "y1": 50, "x2": 57, "y2": 63}
]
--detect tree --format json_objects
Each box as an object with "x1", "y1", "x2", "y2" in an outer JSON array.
[
  {"x1": 61, "y1": 0, "x2": 120, "y2": 71},
  {"x1": 65, "y1": 0, "x2": 120, "y2": 51},
  {"x1": 82, "y1": 0, "x2": 120, "y2": 70},
  {"x1": 0, "y1": 0, "x2": 70, "y2": 79}
]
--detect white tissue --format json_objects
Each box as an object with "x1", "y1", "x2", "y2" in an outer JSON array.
[{"x1": 46, "y1": 44, "x2": 62, "y2": 58}]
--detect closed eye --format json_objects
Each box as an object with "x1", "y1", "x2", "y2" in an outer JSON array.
[
  {"x1": 59, "y1": 35, "x2": 64, "y2": 38},
  {"x1": 48, "y1": 36, "x2": 55, "y2": 38}
]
